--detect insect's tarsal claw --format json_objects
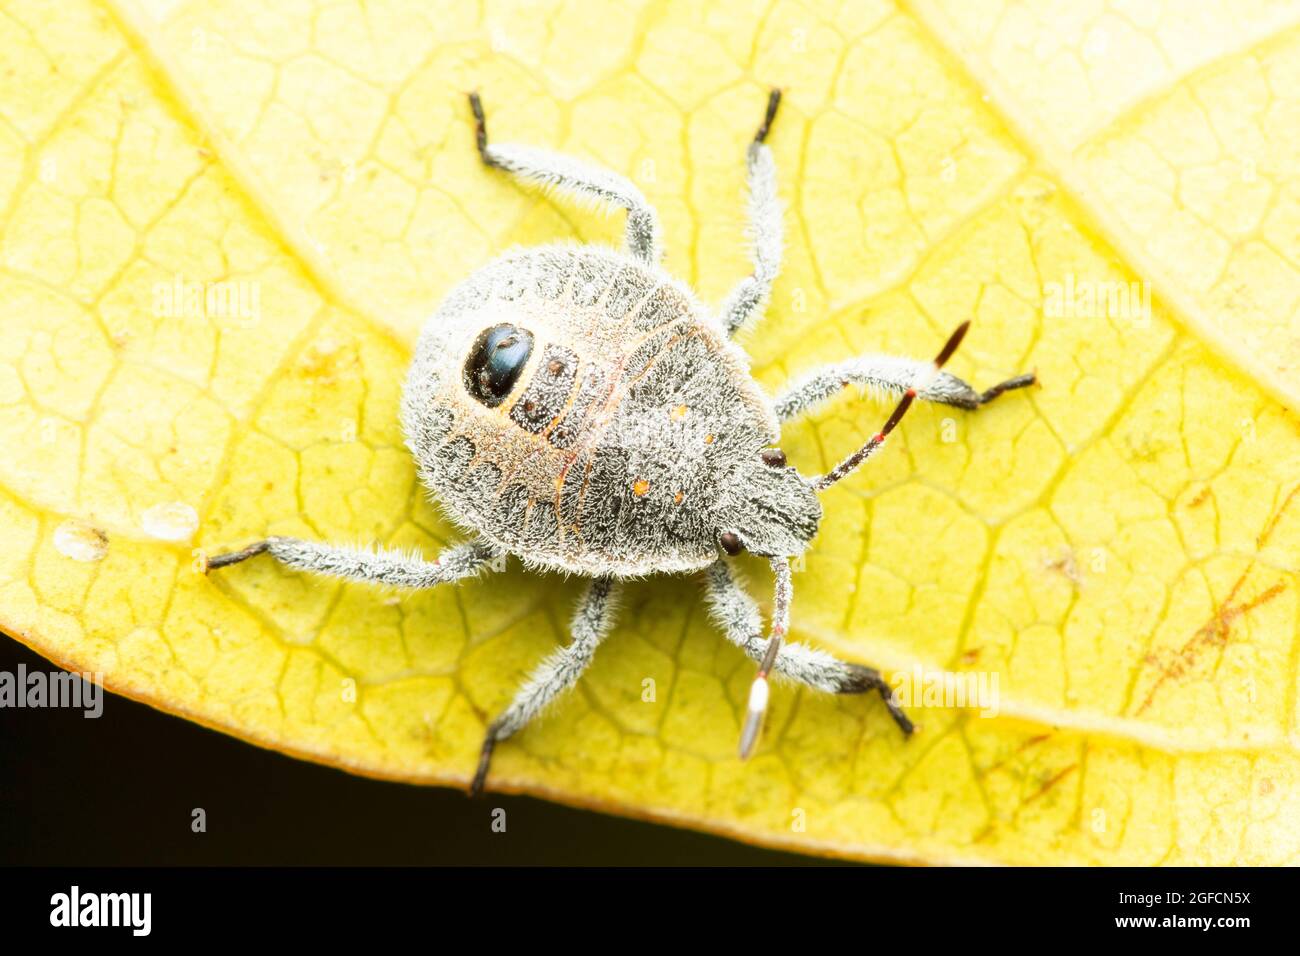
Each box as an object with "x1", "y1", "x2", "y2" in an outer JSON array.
[
  {"x1": 468, "y1": 91, "x2": 493, "y2": 165},
  {"x1": 881, "y1": 686, "x2": 915, "y2": 737},
  {"x1": 754, "y1": 88, "x2": 782, "y2": 144},
  {"x1": 976, "y1": 370, "x2": 1038, "y2": 406},
  {"x1": 204, "y1": 540, "x2": 269, "y2": 573},
  {"x1": 468, "y1": 728, "x2": 497, "y2": 798}
]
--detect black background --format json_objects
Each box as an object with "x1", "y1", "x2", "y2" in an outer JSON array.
[
  {"x1": 0, "y1": 637, "x2": 835, "y2": 866},
  {"x1": 4, "y1": 635, "x2": 1283, "y2": 943}
]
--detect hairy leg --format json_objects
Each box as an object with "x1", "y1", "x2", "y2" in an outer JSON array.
[
  {"x1": 205, "y1": 536, "x2": 502, "y2": 589},
  {"x1": 719, "y1": 89, "x2": 784, "y2": 337},
  {"x1": 774, "y1": 354, "x2": 1035, "y2": 421},
  {"x1": 470, "y1": 576, "x2": 622, "y2": 796},
  {"x1": 703, "y1": 560, "x2": 912, "y2": 733},
  {"x1": 470, "y1": 92, "x2": 661, "y2": 264}
]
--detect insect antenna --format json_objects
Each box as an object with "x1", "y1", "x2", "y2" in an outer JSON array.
[
  {"x1": 738, "y1": 556, "x2": 792, "y2": 759},
  {"x1": 810, "y1": 320, "x2": 971, "y2": 492}
]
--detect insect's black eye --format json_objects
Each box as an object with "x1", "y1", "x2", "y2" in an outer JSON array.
[
  {"x1": 719, "y1": 532, "x2": 744, "y2": 556},
  {"x1": 465, "y1": 323, "x2": 534, "y2": 407}
]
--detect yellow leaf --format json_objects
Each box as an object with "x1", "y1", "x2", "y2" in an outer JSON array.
[{"x1": 2, "y1": 0, "x2": 1298, "y2": 864}]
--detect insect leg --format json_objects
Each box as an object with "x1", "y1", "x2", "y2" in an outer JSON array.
[
  {"x1": 718, "y1": 89, "x2": 784, "y2": 337},
  {"x1": 203, "y1": 536, "x2": 503, "y2": 589},
  {"x1": 470, "y1": 576, "x2": 622, "y2": 797},
  {"x1": 774, "y1": 354, "x2": 1035, "y2": 422},
  {"x1": 468, "y1": 92, "x2": 661, "y2": 265},
  {"x1": 703, "y1": 560, "x2": 912, "y2": 738}
]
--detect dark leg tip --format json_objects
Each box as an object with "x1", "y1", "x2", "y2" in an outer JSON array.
[
  {"x1": 468, "y1": 90, "x2": 492, "y2": 165},
  {"x1": 754, "y1": 87, "x2": 782, "y2": 144},
  {"x1": 204, "y1": 540, "x2": 269, "y2": 574},
  {"x1": 840, "y1": 664, "x2": 913, "y2": 737},
  {"x1": 467, "y1": 726, "x2": 498, "y2": 798},
  {"x1": 881, "y1": 689, "x2": 915, "y2": 737},
  {"x1": 977, "y1": 370, "x2": 1038, "y2": 406}
]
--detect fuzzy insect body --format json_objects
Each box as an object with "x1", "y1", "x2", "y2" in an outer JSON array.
[
  {"x1": 206, "y1": 89, "x2": 1036, "y2": 795},
  {"x1": 402, "y1": 244, "x2": 812, "y2": 578}
]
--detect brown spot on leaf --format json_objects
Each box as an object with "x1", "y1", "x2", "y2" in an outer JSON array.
[
  {"x1": 1139, "y1": 579, "x2": 1287, "y2": 713},
  {"x1": 1043, "y1": 549, "x2": 1082, "y2": 587},
  {"x1": 1138, "y1": 487, "x2": 1296, "y2": 716}
]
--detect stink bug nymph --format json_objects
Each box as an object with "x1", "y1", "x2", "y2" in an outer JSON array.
[{"x1": 206, "y1": 90, "x2": 1035, "y2": 795}]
